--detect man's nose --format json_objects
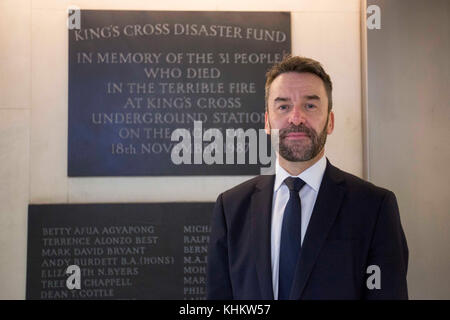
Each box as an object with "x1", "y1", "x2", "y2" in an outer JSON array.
[{"x1": 288, "y1": 105, "x2": 306, "y2": 126}]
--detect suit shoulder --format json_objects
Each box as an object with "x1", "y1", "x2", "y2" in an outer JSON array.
[
  {"x1": 332, "y1": 165, "x2": 394, "y2": 199},
  {"x1": 213, "y1": 175, "x2": 272, "y2": 221},
  {"x1": 221, "y1": 175, "x2": 265, "y2": 197},
  {"x1": 217, "y1": 175, "x2": 273, "y2": 203}
]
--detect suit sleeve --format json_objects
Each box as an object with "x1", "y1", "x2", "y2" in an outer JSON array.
[
  {"x1": 207, "y1": 193, "x2": 233, "y2": 299},
  {"x1": 364, "y1": 191, "x2": 409, "y2": 299}
]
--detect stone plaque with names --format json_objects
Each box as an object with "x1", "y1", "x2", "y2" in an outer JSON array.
[
  {"x1": 68, "y1": 10, "x2": 291, "y2": 176},
  {"x1": 26, "y1": 203, "x2": 213, "y2": 300}
]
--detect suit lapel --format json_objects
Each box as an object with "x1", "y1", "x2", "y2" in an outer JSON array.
[
  {"x1": 290, "y1": 161, "x2": 346, "y2": 299},
  {"x1": 251, "y1": 174, "x2": 275, "y2": 300}
]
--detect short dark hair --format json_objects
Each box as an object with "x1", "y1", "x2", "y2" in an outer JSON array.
[{"x1": 265, "y1": 55, "x2": 333, "y2": 112}]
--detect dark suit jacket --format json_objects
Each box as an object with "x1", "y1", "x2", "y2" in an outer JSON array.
[{"x1": 207, "y1": 160, "x2": 408, "y2": 299}]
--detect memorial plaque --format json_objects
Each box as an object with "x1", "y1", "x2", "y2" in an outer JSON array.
[
  {"x1": 26, "y1": 203, "x2": 213, "y2": 299},
  {"x1": 68, "y1": 10, "x2": 291, "y2": 176}
]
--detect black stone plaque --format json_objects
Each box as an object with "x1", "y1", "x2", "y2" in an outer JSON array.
[
  {"x1": 26, "y1": 203, "x2": 213, "y2": 299},
  {"x1": 68, "y1": 10, "x2": 291, "y2": 176}
]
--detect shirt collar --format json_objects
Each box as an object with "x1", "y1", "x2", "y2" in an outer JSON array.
[{"x1": 274, "y1": 155, "x2": 327, "y2": 193}]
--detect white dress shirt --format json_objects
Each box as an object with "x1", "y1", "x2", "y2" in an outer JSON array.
[{"x1": 271, "y1": 155, "x2": 327, "y2": 299}]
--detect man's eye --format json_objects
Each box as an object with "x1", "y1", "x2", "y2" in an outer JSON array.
[
  {"x1": 279, "y1": 105, "x2": 289, "y2": 110},
  {"x1": 305, "y1": 104, "x2": 316, "y2": 110}
]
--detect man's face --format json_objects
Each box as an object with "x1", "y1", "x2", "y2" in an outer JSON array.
[{"x1": 265, "y1": 72, "x2": 334, "y2": 162}]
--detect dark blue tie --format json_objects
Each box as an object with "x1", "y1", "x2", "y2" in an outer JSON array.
[{"x1": 278, "y1": 177, "x2": 306, "y2": 300}]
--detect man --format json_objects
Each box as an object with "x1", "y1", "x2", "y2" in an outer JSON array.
[{"x1": 207, "y1": 56, "x2": 408, "y2": 300}]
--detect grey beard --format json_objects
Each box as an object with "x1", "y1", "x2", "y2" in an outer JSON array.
[{"x1": 278, "y1": 117, "x2": 328, "y2": 162}]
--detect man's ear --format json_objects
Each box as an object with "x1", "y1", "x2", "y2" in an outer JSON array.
[
  {"x1": 327, "y1": 111, "x2": 335, "y2": 134},
  {"x1": 264, "y1": 111, "x2": 271, "y2": 134}
]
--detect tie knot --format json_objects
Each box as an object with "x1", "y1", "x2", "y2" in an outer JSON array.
[{"x1": 284, "y1": 177, "x2": 306, "y2": 193}]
